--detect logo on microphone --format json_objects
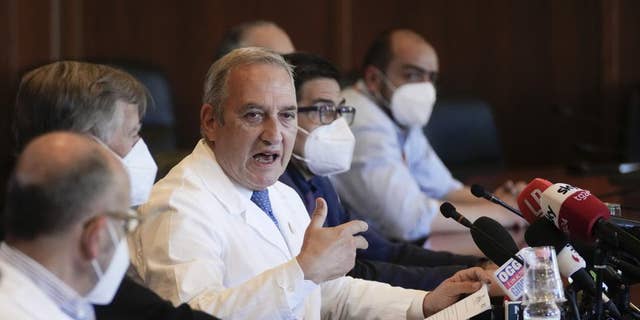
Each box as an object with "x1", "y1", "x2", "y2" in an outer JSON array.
[
  {"x1": 495, "y1": 258, "x2": 525, "y2": 300},
  {"x1": 572, "y1": 190, "x2": 591, "y2": 201}
]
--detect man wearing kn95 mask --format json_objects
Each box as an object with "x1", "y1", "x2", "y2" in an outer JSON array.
[
  {"x1": 331, "y1": 29, "x2": 526, "y2": 242},
  {"x1": 280, "y1": 52, "x2": 490, "y2": 291},
  {"x1": 0, "y1": 132, "x2": 134, "y2": 319},
  {"x1": 11, "y1": 61, "x2": 218, "y2": 320}
]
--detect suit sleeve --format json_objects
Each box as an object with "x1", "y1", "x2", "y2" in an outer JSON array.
[
  {"x1": 94, "y1": 276, "x2": 219, "y2": 320},
  {"x1": 347, "y1": 258, "x2": 466, "y2": 291},
  {"x1": 356, "y1": 218, "x2": 481, "y2": 267}
]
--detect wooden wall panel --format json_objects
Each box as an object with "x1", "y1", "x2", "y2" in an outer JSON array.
[
  {"x1": 1, "y1": 0, "x2": 639, "y2": 170},
  {"x1": 346, "y1": 0, "x2": 610, "y2": 165}
]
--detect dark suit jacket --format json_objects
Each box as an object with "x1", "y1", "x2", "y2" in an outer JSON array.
[
  {"x1": 280, "y1": 164, "x2": 482, "y2": 290},
  {"x1": 95, "y1": 276, "x2": 219, "y2": 320}
]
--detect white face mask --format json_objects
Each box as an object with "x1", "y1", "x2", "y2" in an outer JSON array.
[
  {"x1": 293, "y1": 118, "x2": 356, "y2": 176},
  {"x1": 86, "y1": 223, "x2": 130, "y2": 305},
  {"x1": 122, "y1": 139, "x2": 157, "y2": 206},
  {"x1": 378, "y1": 75, "x2": 437, "y2": 127}
]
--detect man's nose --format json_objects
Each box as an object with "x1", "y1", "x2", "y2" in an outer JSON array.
[{"x1": 260, "y1": 116, "x2": 283, "y2": 145}]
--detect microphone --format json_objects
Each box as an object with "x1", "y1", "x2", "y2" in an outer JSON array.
[
  {"x1": 516, "y1": 178, "x2": 552, "y2": 223},
  {"x1": 440, "y1": 202, "x2": 472, "y2": 228},
  {"x1": 471, "y1": 216, "x2": 526, "y2": 301},
  {"x1": 538, "y1": 183, "x2": 640, "y2": 257},
  {"x1": 470, "y1": 184, "x2": 524, "y2": 218},
  {"x1": 525, "y1": 219, "x2": 622, "y2": 318},
  {"x1": 471, "y1": 216, "x2": 520, "y2": 265},
  {"x1": 440, "y1": 203, "x2": 521, "y2": 263}
]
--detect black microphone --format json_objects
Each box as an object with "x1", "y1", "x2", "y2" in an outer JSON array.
[
  {"x1": 525, "y1": 219, "x2": 621, "y2": 318},
  {"x1": 471, "y1": 216, "x2": 520, "y2": 264},
  {"x1": 470, "y1": 216, "x2": 527, "y2": 300},
  {"x1": 440, "y1": 202, "x2": 472, "y2": 228},
  {"x1": 440, "y1": 203, "x2": 522, "y2": 264},
  {"x1": 471, "y1": 184, "x2": 524, "y2": 218}
]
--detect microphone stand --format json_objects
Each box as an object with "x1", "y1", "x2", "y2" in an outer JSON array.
[
  {"x1": 593, "y1": 239, "x2": 606, "y2": 320},
  {"x1": 565, "y1": 286, "x2": 581, "y2": 320}
]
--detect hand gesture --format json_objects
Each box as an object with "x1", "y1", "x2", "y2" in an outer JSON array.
[{"x1": 296, "y1": 198, "x2": 368, "y2": 284}]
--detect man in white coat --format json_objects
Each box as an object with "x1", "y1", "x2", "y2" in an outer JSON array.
[
  {"x1": 0, "y1": 132, "x2": 133, "y2": 319},
  {"x1": 132, "y1": 47, "x2": 493, "y2": 319}
]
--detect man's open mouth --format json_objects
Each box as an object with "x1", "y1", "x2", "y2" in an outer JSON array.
[{"x1": 253, "y1": 152, "x2": 279, "y2": 164}]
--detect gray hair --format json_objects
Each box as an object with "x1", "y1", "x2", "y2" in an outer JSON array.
[
  {"x1": 202, "y1": 47, "x2": 294, "y2": 126},
  {"x1": 13, "y1": 61, "x2": 149, "y2": 152}
]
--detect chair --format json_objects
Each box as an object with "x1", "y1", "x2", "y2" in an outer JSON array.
[
  {"x1": 104, "y1": 61, "x2": 188, "y2": 180},
  {"x1": 424, "y1": 98, "x2": 504, "y2": 179}
]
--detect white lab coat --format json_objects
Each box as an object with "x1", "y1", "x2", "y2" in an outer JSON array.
[
  {"x1": 131, "y1": 140, "x2": 426, "y2": 320},
  {"x1": 0, "y1": 259, "x2": 74, "y2": 320}
]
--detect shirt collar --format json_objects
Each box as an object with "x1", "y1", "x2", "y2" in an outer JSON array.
[
  {"x1": 0, "y1": 242, "x2": 95, "y2": 320},
  {"x1": 230, "y1": 178, "x2": 257, "y2": 200}
]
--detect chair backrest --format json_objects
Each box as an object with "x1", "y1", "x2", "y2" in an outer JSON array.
[
  {"x1": 624, "y1": 87, "x2": 640, "y2": 162},
  {"x1": 107, "y1": 62, "x2": 177, "y2": 154},
  {"x1": 424, "y1": 98, "x2": 504, "y2": 178}
]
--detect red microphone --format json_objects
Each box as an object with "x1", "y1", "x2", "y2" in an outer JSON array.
[
  {"x1": 516, "y1": 178, "x2": 552, "y2": 223},
  {"x1": 539, "y1": 183, "x2": 609, "y2": 241},
  {"x1": 532, "y1": 182, "x2": 640, "y2": 257}
]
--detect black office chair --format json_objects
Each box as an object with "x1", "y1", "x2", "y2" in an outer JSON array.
[
  {"x1": 424, "y1": 98, "x2": 504, "y2": 180},
  {"x1": 102, "y1": 61, "x2": 189, "y2": 180}
]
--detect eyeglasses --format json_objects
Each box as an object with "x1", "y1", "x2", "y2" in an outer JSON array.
[
  {"x1": 104, "y1": 208, "x2": 141, "y2": 239},
  {"x1": 83, "y1": 208, "x2": 141, "y2": 246},
  {"x1": 298, "y1": 101, "x2": 356, "y2": 125}
]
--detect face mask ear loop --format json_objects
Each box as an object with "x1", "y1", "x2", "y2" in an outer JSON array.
[
  {"x1": 297, "y1": 126, "x2": 311, "y2": 136},
  {"x1": 292, "y1": 123, "x2": 315, "y2": 163}
]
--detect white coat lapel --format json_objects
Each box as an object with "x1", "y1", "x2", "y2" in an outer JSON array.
[
  {"x1": 268, "y1": 184, "x2": 305, "y2": 256},
  {"x1": 191, "y1": 141, "x2": 291, "y2": 259}
]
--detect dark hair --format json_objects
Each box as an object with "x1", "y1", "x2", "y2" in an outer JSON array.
[
  {"x1": 361, "y1": 29, "x2": 394, "y2": 73},
  {"x1": 13, "y1": 61, "x2": 148, "y2": 153},
  {"x1": 282, "y1": 52, "x2": 340, "y2": 100},
  {"x1": 3, "y1": 144, "x2": 115, "y2": 240},
  {"x1": 214, "y1": 20, "x2": 276, "y2": 61}
]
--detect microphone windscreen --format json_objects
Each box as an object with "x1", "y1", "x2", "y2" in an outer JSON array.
[
  {"x1": 439, "y1": 202, "x2": 456, "y2": 219},
  {"x1": 524, "y1": 218, "x2": 568, "y2": 252},
  {"x1": 470, "y1": 184, "x2": 486, "y2": 198},
  {"x1": 517, "y1": 178, "x2": 552, "y2": 223},
  {"x1": 540, "y1": 183, "x2": 610, "y2": 240},
  {"x1": 471, "y1": 216, "x2": 519, "y2": 265}
]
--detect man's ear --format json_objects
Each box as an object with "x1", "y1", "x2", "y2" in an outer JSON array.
[
  {"x1": 200, "y1": 103, "x2": 219, "y2": 142},
  {"x1": 80, "y1": 216, "x2": 107, "y2": 261},
  {"x1": 363, "y1": 65, "x2": 383, "y2": 93}
]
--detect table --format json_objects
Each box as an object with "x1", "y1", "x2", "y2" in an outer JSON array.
[{"x1": 423, "y1": 166, "x2": 639, "y2": 304}]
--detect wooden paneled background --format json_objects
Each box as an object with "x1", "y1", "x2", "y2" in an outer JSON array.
[{"x1": 2, "y1": 0, "x2": 640, "y2": 182}]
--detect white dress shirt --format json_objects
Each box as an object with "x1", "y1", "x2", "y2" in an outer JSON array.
[
  {"x1": 131, "y1": 140, "x2": 427, "y2": 319},
  {"x1": 331, "y1": 81, "x2": 463, "y2": 241},
  {"x1": 0, "y1": 243, "x2": 86, "y2": 320}
]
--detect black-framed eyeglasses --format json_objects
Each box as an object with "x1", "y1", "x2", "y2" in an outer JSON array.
[{"x1": 298, "y1": 100, "x2": 356, "y2": 125}]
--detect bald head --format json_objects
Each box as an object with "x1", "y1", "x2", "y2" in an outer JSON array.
[
  {"x1": 215, "y1": 21, "x2": 295, "y2": 59},
  {"x1": 363, "y1": 29, "x2": 439, "y2": 102},
  {"x1": 5, "y1": 132, "x2": 130, "y2": 240},
  {"x1": 242, "y1": 23, "x2": 294, "y2": 54},
  {"x1": 363, "y1": 29, "x2": 437, "y2": 75},
  {"x1": 389, "y1": 30, "x2": 438, "y2": 72}
]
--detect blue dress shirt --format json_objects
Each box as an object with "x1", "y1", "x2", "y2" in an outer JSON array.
[{"x1": 332, "y1": 81, "x2": 463, "y2": 241}]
